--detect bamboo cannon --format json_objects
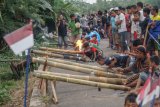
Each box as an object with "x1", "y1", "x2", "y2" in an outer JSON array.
[
  {"x1": 31, "y1": 50, "x2": 86, "y2": 62},
  {"x1": 32, "y1": 58, "x2": 127, "y2": 79},
  {"x1": 39, "y1": 47, "x2": 82, "y2": 54},
  {"x1": 41, "y1": 57, "x2": 113, "y2": 72},
  {"x1": 33, "y1": 71, "x2": 130, "y2": 91},
  {"x1": 35, "y1": 71, "x2": 126, "y2": 85}
]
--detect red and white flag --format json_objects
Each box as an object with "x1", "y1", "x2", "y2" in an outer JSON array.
[
  {"x1": 4, "y1": 23, "x2": 34, "y2": 55},
  {"x1": 142, "y1": 78, "x2": 160, "y2": 106},
  {"x1": 136, "y1": 77, "x2": 151, "y2": 105}
]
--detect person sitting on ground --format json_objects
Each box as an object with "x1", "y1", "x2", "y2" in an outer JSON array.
[
  {"x1": 136, "y1": 55, "x2": 160, "y2": 89},
  {"x1": 118, "y1": 46, "x2": 150, "y2": 87},
  {"x1": 75, "y1": 32, "x2": 87, "y2": 51},
  {"x1": 81, "y1": 41, "x2": 102, "y2": 61},
  {"x1": 117, "y1": 46, "x2": 150, "y2": 74},
  {"x1": 96, "y1": 54, "x2": 130, "y2": 68},
  {"x1": 124, "y1": 93, "x2": 138, "y2": 107},
  {"x1": 90, "y1": 35, "x2": 99, "y2": 60}
]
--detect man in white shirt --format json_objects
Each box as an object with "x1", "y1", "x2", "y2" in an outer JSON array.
[
  {"x1": 137, "y1": 2, "x2": 145, "y2": 22},
  {"x1": 115, "y1": 7, "x2": 127, "y2": 53},
  {"x1": 80, "y1": 14, "x2": 88, "y2": 32}
]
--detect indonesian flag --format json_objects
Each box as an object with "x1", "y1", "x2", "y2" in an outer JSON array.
[
  {"x1": 4, "y1": 23, "x2": 34, "y2": 55},
  {"x1": 142, "y1": 78, "x2": 160, "y2": 106},
  {"x1": 136, "y1": 77, "x2": 151, "y2": 105}
]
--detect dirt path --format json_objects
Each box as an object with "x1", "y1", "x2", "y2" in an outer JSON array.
[{"x1": 48, "y1": 39, "x2": 126, "y2": 107}]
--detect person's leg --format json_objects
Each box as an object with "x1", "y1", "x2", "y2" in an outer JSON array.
[
  {"x1": 126, "y1": 32, "x2": 131, "y2": 50},
  {"x1": 120, "y1": 32, "x2": 124, "y2": 52},
  {"x1": 58, "y1": 36, "x2": 63, "y2": 49},
  {"x1": 62, "y1": 36, "x2": 68, "y2": 49},
  {"x1": 116, "y1": 33, "x2": 120, "y2": 52},
  {"x1": 112, "y1": 29, "x2": 116, "y2": 48},
  {"x1": 75, "y1": 34, "x2": 80, "y2": 42},
  {"x1": 124, "y1": 31, "x2": 128, "y2": 52}
]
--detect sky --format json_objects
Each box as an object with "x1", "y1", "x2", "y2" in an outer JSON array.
[{"x1": 85, "y1": 0, "x2": 97, "y2": 4}]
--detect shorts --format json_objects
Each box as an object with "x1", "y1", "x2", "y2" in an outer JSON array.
[{"x1": 147, "y1": 39, "x2": 160, "y2": 51}]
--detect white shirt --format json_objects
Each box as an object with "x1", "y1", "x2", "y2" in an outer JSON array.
[
  {"x1": 130, "y1": 14, "x2": 141, "y2": 34},
  {"x1": 139, "y1": 9, "x2": 145, "y2": 22},
  {"x1": 80, "y1": 17, "x2": 88, "y2": 28},
  {"x1": 115, "y1": 13, "x2": 127, "y2": 33}
]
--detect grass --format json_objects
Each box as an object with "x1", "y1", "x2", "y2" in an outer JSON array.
[
  {"x1": 0, "y1": 65, "x2": 16, "y2": 105},
  {"x1": 0, "y1": 64, "x2": 36, "y2": 107}
]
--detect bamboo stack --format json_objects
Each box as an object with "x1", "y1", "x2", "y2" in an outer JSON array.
[
  {"x1": 35, "y1": 71, "x2": 126, "y2": 85},
  {"x1": 41, "y1": 57, "x2": 113, "y2": 72},
  {"x1": 33, "y1": 71, "x2": 130, "y2": 91},
  {"x1": 32, "y1": 57, "x2": 127, "y2": 79},
  {"x1": 32, "y1": 50, "x2": 86, "y2": 62},
  {"x1": 39, "y1": 47, "x2": 82, "y2": 54}
]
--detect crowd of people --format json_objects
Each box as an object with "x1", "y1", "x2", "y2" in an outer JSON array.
[{"x1": 57, "y1": 2, "x2": 160, "y2": 107}]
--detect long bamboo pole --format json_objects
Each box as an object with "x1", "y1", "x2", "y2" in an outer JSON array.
[
  {"x1": 33, "y1": 71, "x2": 130, "y2": 91},
  {"x1": 39, "y1": 47, "x2": 82, "y2": 54},
  {"x1": 32, "y1": 58, "x2": 127, "y2": 79},
  {"x1": 35, "y1": 71, "x2": 126, "y2": 85},
  {"x1": 41, "y1": 57, "x2": 112, "y2": 72},
  {"x1": 32, "y1": 50, "x2": 86, "y2": 62}
]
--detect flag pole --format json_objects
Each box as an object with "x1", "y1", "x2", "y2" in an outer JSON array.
[{"x1": 24, "y1": 49, "x2": 31, "y2": 107}]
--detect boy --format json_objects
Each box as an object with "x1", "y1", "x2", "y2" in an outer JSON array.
[
  {"x1": 124, "y1": 93, "x2": 138, "y2": 107},
  {"x1": 148, "y1": 6, "x2": 160, "y2": 56},
  {"x1": 139, "y1": 8, "x2": 151, "y2": 38},
  {"x1": 75, "y1": 32, "x2": 86, "y2": 51},
  {"x1": 68, "y1": 14, "x2": 81, "y2": 45},
  {"x1": 96, "y1": 54, "x2": 129, "y2": 68},
  {"x1": 136, "y1": 55, "x2": 160, "y2": 89},
  {"x1": 115, "y1": 7, "x2": 127, "y2": 53},
  {"x1": 90, "y1": 35, "x2": 98, "y2": 60},
  {"x1": 82, "y1": 42, "x2": 102, "y2": 61}
]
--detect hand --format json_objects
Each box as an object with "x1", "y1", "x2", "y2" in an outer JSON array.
[{"x1": 112, "y1": 67, "x2": 124, "y2": 74}]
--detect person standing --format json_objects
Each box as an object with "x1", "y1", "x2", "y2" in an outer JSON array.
[
  {"x1": 137, "y1": 2, "x2": 145, "y2": 22},
  {"x1": 80, "y1": 14, "x2": 88, "y2": 32},
  {"x1": 57, "y1": 15, "x2": 68, "y2": 49},
  {"x1": 68, "y1": 14, "x2": 81, "y2": 45},
  {"x1": 115, "y1": 7, "x2": 127, "y2": 53}
]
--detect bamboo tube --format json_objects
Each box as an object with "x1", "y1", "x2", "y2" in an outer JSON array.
[
  {"x1": 39, "y1": 47, "x2": 82, "y2": 54},
  {"x1": 32, "y1": 50, "x2": 86, "y2": 62},
  {"x1": 32, "y1": 58, "x2": 127, "y2": 79},
  {"x1": 33, "y1": 71, "x2": 130, "y2": 91},
  {"x1": 35, "y1": 71, "x2": 126, "y2": 85},
  {"x1": 41, "y1": 57, "x2": 111, "y2": 72}
]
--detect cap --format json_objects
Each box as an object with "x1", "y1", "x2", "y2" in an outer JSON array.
[
  {"x1": 136, "y1": 45, "x2": 146, "y2": 55},
  {"x1": 114, "y1": 7, "x2": 119, "y2": 11}
]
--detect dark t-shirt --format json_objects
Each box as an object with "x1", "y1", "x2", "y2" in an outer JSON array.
[
  {"x1": 58, "y1": 20, "x2": 67, "y2": 37},
  {"x1": 139, "y1": 16, "x2": 150, "y2": 35},
  {"x1": 104, "y1": 55, "x2": 129, "y2": 68},
  {"x1": 114, "y1": 55, "x2": 129, "y2": 68}
]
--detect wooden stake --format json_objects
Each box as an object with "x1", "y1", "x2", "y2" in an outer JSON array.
[
  {"x1": 143, "y1": 25, "x2": 149, "y2": 46},
  {"x1": 51, "y1": 81, "x2": 58, "y2": 104}
]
